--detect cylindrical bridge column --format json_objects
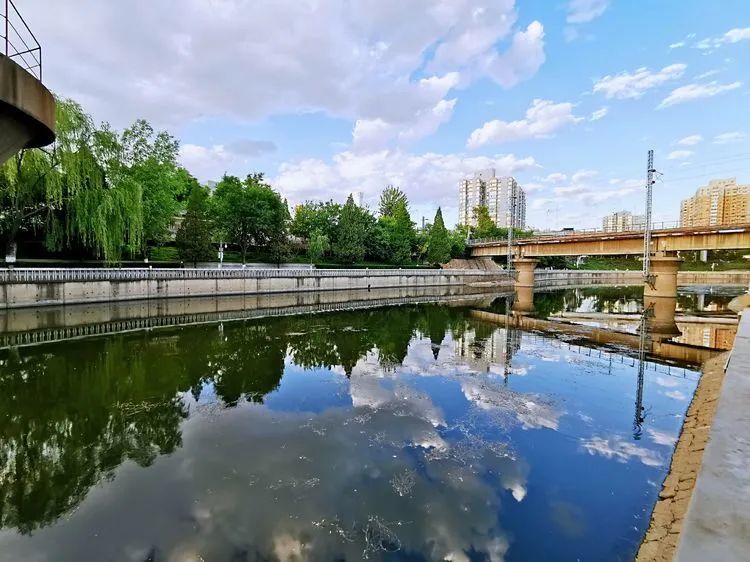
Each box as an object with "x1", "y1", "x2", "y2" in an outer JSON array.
[
  {"x1": 514, "y1": 258, "x2": 538, "y2": 289},
  {"x1": 644, "y1": 255, "x2": 683, "y2": 340},
  {"x1": 644, "y1": 256, "x2": 682, "y2": 300}
]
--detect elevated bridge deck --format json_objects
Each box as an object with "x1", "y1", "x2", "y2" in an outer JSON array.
[{"x1": 469, "y1": 224, "x2": 750, "y2": 257}]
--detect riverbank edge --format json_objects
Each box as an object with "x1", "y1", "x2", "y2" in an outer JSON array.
[{"x1": 635, "y1": 351, "x2": 730, "y2": 561}]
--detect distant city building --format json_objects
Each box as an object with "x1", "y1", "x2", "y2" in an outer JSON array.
[
  {"x1": 680, "y1": 178, "x2": 750, "y2": 227},
  {"x1": 602, "y1": 210, "x2": 646, "y2": 232},
  {"x1": 458, "y1": 169, "x2": 526, "y2": 228},
  {"x1": 350, "y1": 191, "x2": 364, "y2": 207}
]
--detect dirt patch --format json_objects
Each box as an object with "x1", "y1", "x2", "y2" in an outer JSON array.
[{"x1": 636, "y1": 352, "x2": 729, "y2": 562}]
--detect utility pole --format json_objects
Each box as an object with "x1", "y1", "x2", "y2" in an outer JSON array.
[{"x1": 642, "y1": 150, "x2": 656, "y2": 281}]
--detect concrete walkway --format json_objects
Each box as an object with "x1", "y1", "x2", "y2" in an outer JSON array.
[{"x1": 676, "y1": 312, "x2": 750, "y2": 561}]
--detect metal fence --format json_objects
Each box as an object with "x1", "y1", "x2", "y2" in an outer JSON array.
[
  {"x1": 1, "y1": 0, "x2": 42, "y2": 80},
  {"x1": 0, "y1": 267, "x2": 510, "y2": 284}
]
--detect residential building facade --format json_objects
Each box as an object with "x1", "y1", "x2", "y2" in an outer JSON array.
[
  {"x1": 680, "y1": 178, "x2": 750, "y2": 227},
  {"x1": 458, "y1": 169, "x2": 526, "y2": 228},
  {"x1": 602, "y1": 210, "x2": 646, "y2": 232}
]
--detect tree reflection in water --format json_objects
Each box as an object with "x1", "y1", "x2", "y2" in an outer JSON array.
[{"x1": 0, "y1": 305, "x2": 472, "y2": 534}]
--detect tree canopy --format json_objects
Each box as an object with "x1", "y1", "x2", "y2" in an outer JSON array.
[
  {"x1": 176, "y1": 184, "x2": 214, "y2": 266},
  {"x1": 426, "y1": 207, "x2": 451, "y2": 264},
  {"x1": 378, "y1": 185, "x2": 408, "y2": 218}
]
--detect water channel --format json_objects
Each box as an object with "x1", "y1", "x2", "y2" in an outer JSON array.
[{"x1": 0, "y1": 285, "x2": 742, "y2": 561}]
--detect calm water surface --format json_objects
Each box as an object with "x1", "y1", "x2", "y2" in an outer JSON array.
[{"x1": 0, "y1": 304, "x2": 699, "y2": 561}]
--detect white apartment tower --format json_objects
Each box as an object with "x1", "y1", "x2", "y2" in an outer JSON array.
[
  {"x1": 602, "y1": 210, "x2": 646, "y2": 232},
  {"x1": 458, "y1": 169, "x2": 526, "y2": 228}
]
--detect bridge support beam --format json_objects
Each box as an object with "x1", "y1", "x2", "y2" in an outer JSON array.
[{"x1": 644, "y1": 255, "x2": 683, "y2": 341}]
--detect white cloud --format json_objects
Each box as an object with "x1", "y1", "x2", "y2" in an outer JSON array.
[
  {"x1": 589, "y1": 107, "x2": 608, "y2": 121},
  {"x1": 467, "y1": 99, "x2": 582, "y2": 148},
  {"x1": 713, "y1": 131, "x2": 747, "y2": 144},
  {"x1": 676, "y1": 134, "x2": 702, "y2": 146},
  {"x1": 571, "y1": 169, "x2": 597, "y2": 183},
  {"x1": 669, "y1": 41, "x2": 685, "y2": 50},
  {"x1": 668, "y1": 150, "x2": 693, "y2": 160},
  {"x1": 665, "y1": 390, "x2": 687, "y2": 401},
  {"x1": 592, "y1": 64, "x2": 686, "y2": 99},
  {"x1": 179, "y1": 144, "x2": 232, "y2": 180},
  {"x1": 721, "y1": 27, "x2": 750, "y2": 44},
  {"x1": 692, "y1": 27, "x2": 750, "y2": 50},
  {"x1": 479, "y1": 21, "x2": 546, "y2": 89},
  {"x1": 695, "y1": 69, "x2": 720, "y2": 80},
  {"x1": 566, "y1": 0, "x2": 609, "y2": 24},
  {"x1": 25, "y1": 0, "x2": 544, "y2": 139},
  {"x1": 658, "y1": 81, "x2": 742, "y2": 108},
  {"x1": 540, "y1": 173, "x2": 568, "y2": 184},
  {"x1": 647, "y1": 428, "x2": 678, "y2": 447},
  {"x1": 272, "y1": 149, "x2": 537, "y2": 222}
]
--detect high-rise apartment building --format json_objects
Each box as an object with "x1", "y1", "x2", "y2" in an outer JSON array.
[
  {"x1": 602, "y1": 210, "x2": 646, "y2": 232},
  {"x1": 680, "y1": 178, "x2": 750, "y2": 227},
  {"x1": 458, "y1": 169, "x2": 526, "y2": 228}
]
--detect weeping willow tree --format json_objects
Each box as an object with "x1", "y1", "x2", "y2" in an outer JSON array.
[{"x1": 0, "y1": 98, "x2": 143, "y2": 262}]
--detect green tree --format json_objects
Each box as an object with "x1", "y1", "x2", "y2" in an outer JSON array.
[
  {"x1": 426, "y1": 207, "x2": 451, "y2": 264},
  {"x1": 213, "y1": 173, "x2": 288, "y2": 263},
  {"x1": 176, "y1": 185, "x2": 214, "y2": 266},
  {"x1": 120, "y1": 120, "x2": 187, "y2": 246},
  {"x1": 383, "y1": 200, "x2": 415, "y2": 264},
  {"x1": 0, "y1": 98, "x2": 143, "y2": 262},
  {"x1": 448, "y1": 226, "x2": 468, "y2": 258},
  {"x1": 290, "y1": 200, "x2": 340, "y2": 242},
  {"x1": 307, "y1": 229, "x2": 329, "y2": 263},
  {"x1": 472, "y1": 205, "x2": 501, "y2": 239},
  {"x1": 378, "y1": 185, "x2": 408, "y2": 218},
  {"x1": 334, "y1": 195, "x2": 367, "y2": 264}
]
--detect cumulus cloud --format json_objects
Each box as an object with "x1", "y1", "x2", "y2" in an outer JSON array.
[
  {"x1": 658, "y1": 81, "x2": 742, "y2": 108},
  {"x1": 26, "y1": 0, "x2": 545, "y2": 150},
  {"x1": 669, "y1": 41, "x2": 686, "y2": 50},
  {"x1": 592, "y1": 64, "x2": 686, "y2": 99},
  {"x1": 668, "y1": 150, "x2": 693, "y2": 160},
  {"x1": 272, "y1": 149, "x2": 537, "y2": 218},
  {"x1": 589, "y1": 107, "x2": 608, "y2": 121},
  {"x1": 467, "y1": 99, "x2": 582, "y2": 148},
  {"x1": 566, "y1": 0, "x2": 609, "y2": 24},
  {"x1": 675, "y1": 134, "x2": 702, "y2": 146},
  {"x1": 713, "y1": 131, "x2": 747, "y2": 144}
]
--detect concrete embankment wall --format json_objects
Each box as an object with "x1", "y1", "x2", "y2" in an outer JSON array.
[
  {"x1": 0, "y1": 268, "x2": 511, "y2": 309},
  {"x1": 534, "y1": 269, "x2": 749, "y2": 289}
]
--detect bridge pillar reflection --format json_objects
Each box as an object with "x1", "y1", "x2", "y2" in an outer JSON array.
[
  {"x1": 512, "y1": 258, "x2": 538, "y2": 315},
  {"x1": 643, "y1": 255, "x2": 683, "y2": 341}
]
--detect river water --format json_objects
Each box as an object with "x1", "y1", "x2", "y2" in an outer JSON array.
[{"x1": 0, "y1": 286, "x2": 737, "y2": 561}]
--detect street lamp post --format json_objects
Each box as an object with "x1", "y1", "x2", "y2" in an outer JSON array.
[{"x1": 218, "y1": 242, "x2": 226, "y2": 269}]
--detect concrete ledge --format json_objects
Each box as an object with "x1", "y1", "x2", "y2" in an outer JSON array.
[
  {"x1": 674, "y1": 312, "x2": 750, "y2": 561},
  {"x1": 0, "y1": 54, "x2": 55, "y2": 162}
]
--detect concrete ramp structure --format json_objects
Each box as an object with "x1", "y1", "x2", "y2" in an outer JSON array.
[{"x1": 1, "y1": 2, "x2": 55, "y2": 164}]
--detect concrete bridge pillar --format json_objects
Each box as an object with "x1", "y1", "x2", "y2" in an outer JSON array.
[
  {"x1": 512, "y1": 258, "x2": 538, "y2": 315},
  {"x1": 514, "y1": 258, "x2": 538, "y2": 289},
  {"x1": 643, "y1": 255, "x2": 683, "y2": 341},
  {"x1": 644, "y1": 255, "x2": 683, "y2": 300},
  {"x1": 512, "y1": 285, "x2": 535, "y2": 315}
]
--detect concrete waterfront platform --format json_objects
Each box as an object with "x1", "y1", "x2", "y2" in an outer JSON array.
[{"x1": 675, "y1": 312, "x2": 750, "y2": 561}]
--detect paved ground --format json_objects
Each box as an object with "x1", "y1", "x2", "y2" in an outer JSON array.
[
  {"x1": 636, "y1": 352, "x2": 728, "y2": 562},
  {"x1": 675, "y1": 312, "x2": 750, "y2": 561}
]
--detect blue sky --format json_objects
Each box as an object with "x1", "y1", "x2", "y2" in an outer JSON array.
[{"x1": 26, "y1": 0, "x2": 750, "y2": 228}]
